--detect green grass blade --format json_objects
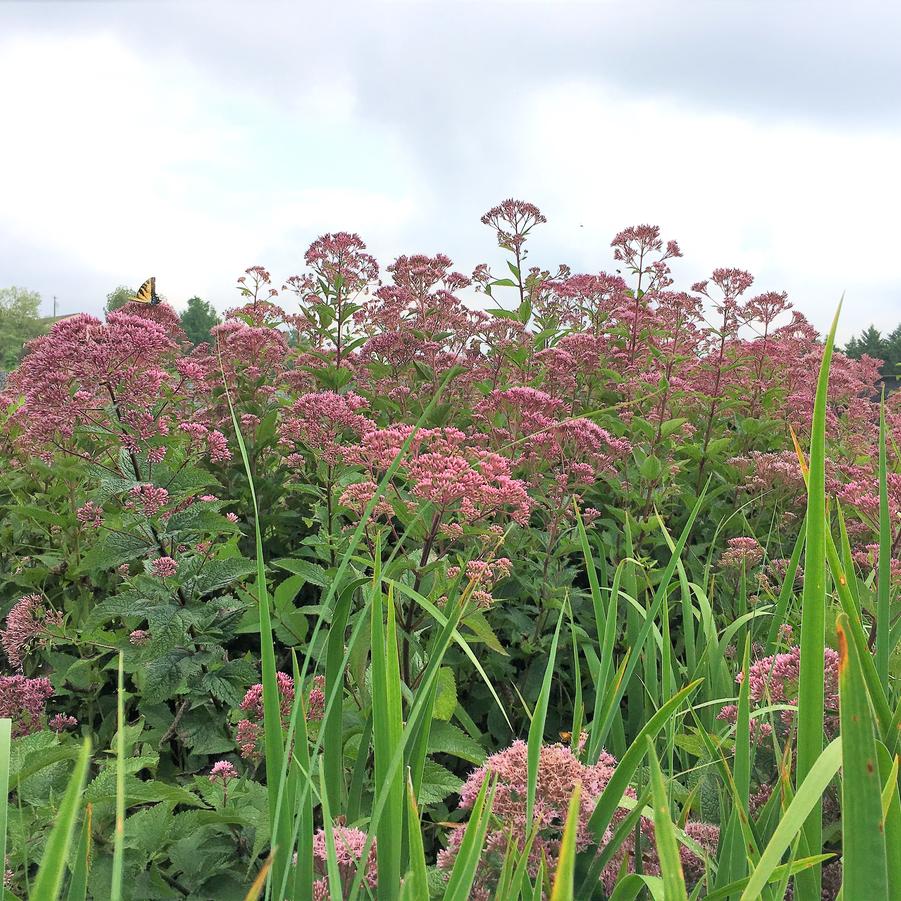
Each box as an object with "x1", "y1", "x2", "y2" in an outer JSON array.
[
  {"x1": 323, "y1": 580, "x2": 356, "y2": 811},
  {"x1": 218, "y1": 349, "x2": 290, "y2": 893},
  {"x1": 595, "y1": 491, "x2": 708, "y2": 749},
  {"x1": 876, "y1": 742, "x2": 901, "y2": 898},
  {"x1": 0, "y1": 718, "x2": 10, "y2": 889},
  {"x1": 549, "y1": 783, "x2": 581, "y2": 901},
  {"x1": 110, "y1": 652, "x2": 125, "y2": 901},
  {"x1": 795, "y1": 300, "x2": 840, "y2": 897},
  {"x1": 764, "y1": 520, "x2": 805, "y2": 653},
  {"x1": 739, "y1": 737, "x2": 842, "y2": 901},
  {"x1": 288, "y1": 651, "x2": 313, "y2": 901},
  {"x1": 31, "y1": 738, "x2": 92, "y2": 901},
  {"x1": 442, "y1": 775, "x2": 495, "y2": 901},
  {"x1": 704, "y1": 855, "x2": 834, "y2": 901},
  {"x1": 647, "y1": 738, "x2": 688, "y2": 901},
  {"x1": 876, "y1": 390, "x2": 891, "y2": 689},
  {"x1": 579, "y1": 681, "x2": 701, "y2": 897},
  {"x1": 402, "y1": 772, "x2": 429, "y2": 899},
  {"x1": 607, "y1": 874, "x2": 665, "y2": 901},
  {"x1": 527, "y1": 604, "x2": 565, "y2": 826},
  {"x1": 716, "y1": 638, "x2": 752, "y2": 890},
  {"x1": 65, "y1": 804, "x2": 92, "y2": 901},
  {"x1": 371, "y1": 583, "x2": 405, "y2": 897},
  {"x1": 837, "y1": 613, "x2": 890, "y2": 899},
  {"x1": 318, "y1": 757, "x2": 343, "y2": 901},
  {"x1": 587, "y1": 559, "x2": 627, "y2": 764}
]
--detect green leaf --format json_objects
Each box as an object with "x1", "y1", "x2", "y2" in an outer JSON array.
[
  {"x1": 647, "y1": 738, "x2": 689, "y2": 901},
  {"x1": 78, "y1": 531, "x2": 153, "y2": 574},
  {"x1": 417, "y1": 758, "x2": 463, "y2": 805},
  {"x1": 31, "y1": 738, "x2": 92, "y2": 901},
  {"x1": 272, "y1": 558, "x2": 328, "y2": 586},
  {"x1": 427, "y1": 721, "x2": 485, "y2": 765},
  {"x1": 184, "y1": 557, "x2": 255, "y2": 595},
  {"x1": 639, "y1": 454, "x2": 663, "y2": 481},
  {"x1": 433, "y1": 667, "x2": 457, "y2": 721},
  {"x1": 740, "y1": 738, "x2": 842, "y2": 900},
  {"x1": 550, "y1": 783, "x2": 581, "y2": 901},
  {"x1": 837, "y1": 613, "x2": 890, "y2": 898}
]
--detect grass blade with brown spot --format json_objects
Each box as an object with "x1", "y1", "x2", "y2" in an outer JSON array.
[{"x1": 837, "y1": 613, "x2": 889, "y2": 899}]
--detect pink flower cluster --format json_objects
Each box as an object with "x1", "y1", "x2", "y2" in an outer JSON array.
[
  {"x1": 718, "y1": 645, "x2": 840, "y2": 738},
  {"x1": 311, "y1": 826, "x2": 377, "y2": 900},
  {"x1": 446, "y1": 557, "x2": 512, "y2": 608},
  {"x1": 439, "y1": 740, "x2": 717, "y2": 897},
  {"x1": 0, "y1": 675, "x2": 54, "y2": 737},
  {"x1": 1, "y1": 594, "x2": 63, "y2": 670},
  {"x1": 235, "y1": 673, "x2": 325, "y2": 760},
  {"x1": 719, "y1": 536, "x2": 765, "y2": 571}
]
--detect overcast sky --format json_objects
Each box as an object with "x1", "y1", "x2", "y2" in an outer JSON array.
[{"x1": 1, "y1": 1, "x2": 899, "y2": 339}]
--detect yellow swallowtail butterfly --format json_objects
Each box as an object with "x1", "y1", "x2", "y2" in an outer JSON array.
[{"x1": 129, "y1": 277, "x2": 160, "y2": 305}]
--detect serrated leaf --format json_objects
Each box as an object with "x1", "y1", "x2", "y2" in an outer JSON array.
[
  {"x1": 164, "y1": 507, "x2": 238, "y2": 537},
  {"x1": 427, "y1": 721, "x2": 485, "y2": 764},
  {"x1": 78, "y1": 531, "x2": 154, "y2": 574},
  {"x1": 272, "y1": 558, "x2": 328, "y2": 586},
  {"x1": 124, "y1": 803, "x2": 173, "y2": 858},
  {"x1": 418, "y1": 758, "x2": 463, "y2": 805},
  {"x1": 179, "y1": 707, "x2": 235, "y2": 755},
  {"x1": 141, "y1": 651, "x2": 189, "y2": 703},
  {"x1": 189, "y1": 557, "x2": 256, "y2": 596},
  {"x1": 461, "y1": 610, "x2": 507, "y2": 655}
]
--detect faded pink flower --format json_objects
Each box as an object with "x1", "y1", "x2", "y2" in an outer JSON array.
[
  {"x1": 0, "y1": 675, "x2": 54, "y2": 737},
  {"x1": 1, "y1": 594, "x2": 63, "y2": 670},
  {"x1": 75, "y1": 501, "x2": 103, "y2": 528},
  {"x1": 49, "y1": 714, "x2": 78, "y2": 732},
  {"x1": 152, "y1": 556, "x2": 178, "y2": 578},
  {"x1": 311, "y1": 826, "x2": 377, "y2": 900},
  {"x1": 209, "y1": 760, "x2": 238, "y2": 783}
]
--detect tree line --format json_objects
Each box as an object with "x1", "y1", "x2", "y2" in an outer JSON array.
[{"x1": 0, "y1": 286, "x2": 221, "y2": 369}]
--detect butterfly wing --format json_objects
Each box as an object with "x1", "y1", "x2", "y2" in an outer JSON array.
[{"x1": 129, "y1": 278, "x2": 155, "y2": 304}]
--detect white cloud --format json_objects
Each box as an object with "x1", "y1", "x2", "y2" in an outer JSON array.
[
  {"x1": 0, "y1": 15, "x2": 899, "y2": 340},
  {"x1": 519, "y1": 81, "x2": 901, "y2": 337}
]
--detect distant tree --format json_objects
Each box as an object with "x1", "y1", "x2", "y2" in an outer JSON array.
[
  {"x1": 180, "y1": 296, "x2": 220, "y2": 345},
  {"x1": 0, "y1": 286, "x2": 45, "y2": 368},
  {"x1": 845, "y1": 322, "x2": 901, "y2": 388},
  {"x1": 105, "y1": 285, "x2": 134, "y2": 315}
]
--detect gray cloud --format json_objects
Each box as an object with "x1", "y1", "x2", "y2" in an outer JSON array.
[{"x1": 1, "y1": 1, "x2": 899, "y2": 337}]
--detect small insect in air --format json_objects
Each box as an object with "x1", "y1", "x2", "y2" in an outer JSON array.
[{"x1": 129, "y1": 277, "x2": 160, "y2": 305}]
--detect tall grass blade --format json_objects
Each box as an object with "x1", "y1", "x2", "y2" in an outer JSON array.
[
  {"x1": 219, "y1": 350, "x2": 290, "y2": 892},
  {"x1": 647, "y1": 738, "x2": 688, "y2": 901},
  {"x1": 371, "y1": 583, "x2": 404, "y2": 897},
  {"x1": 442, "y1": 775, "x2": 495, "y2": 901},
  {"x1": 31, "y1": 738, "x2": 91, "y2": 901},
  {"x1": 579, "y1": 681, "x2": 701, "y2": 896},
  {"x1": 739, "y1": 737, "x2": 841, "y2": 900},
  {"x1": 876, "y1": 390, "x2": 891, "y2": 689},
  {"x1": 110, "y1": 652, "x2": 125, "y2": 901},
  {"x1": 0, "y1": 718, "x2": 10, "y2": 892},
  {"x1": 607, "y1": 874, "x2": 665, "y2": 900},
  {"x1": 876, "y1": 742, "x2": 901, "y2": 898},
  {"x1": 595, "y1": 490, "x2": 708, "y2": 749},
  {"x1": 318, "y1": 757, "x2": 343, "y2": 901},
  {"x1": 716, "y1": 638, "x2": 751, "y2": 891},
  {"x1": 402, "y1": 772, "x2": 429, "y2": 899},
  {"x1": 527, "y1": 604, "x2": 565, "y2": 826},
  {"x1": 837, "y1": 613, "x2": 889, "y2": 899},
  {"x1": 795, "y1": 300, "x2": 841, "y2": 896},
  {"x1": 65, "y1": 804, "x2": 92, "y2": 901},
  {"x1": 549, "y1": 783, "x2": 582, "y2": 901}
]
